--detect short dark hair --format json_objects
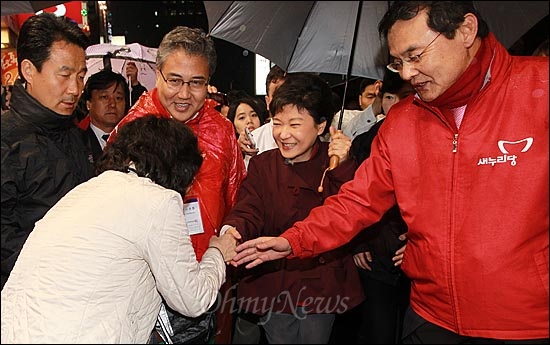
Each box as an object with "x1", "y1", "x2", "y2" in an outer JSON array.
[
  {"x1": 265, "y1": 65, "x2": 287, "y2": 96},
  {"x1": 359, "y1": 78, "x2": 378, "y2": 94},
  {"x1": 378, "y1": 1, "x2": 489, "y2": 41},
  {"x1": 270, "y1": 73, "x2": 337, "y2": 136},
  {"x1": 17, "y1": 12, "x2": 90, "y2": 83},
  {"x1": 95, "y1": 115, "x2": 203, "y2": 195},
  {"x1": 83, "y1": 70, "x2": 130, "y2": 114}
]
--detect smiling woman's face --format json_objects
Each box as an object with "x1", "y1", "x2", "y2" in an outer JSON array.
[{"x1": 272, "y1": 104, "x2": 325, "y2": 164}]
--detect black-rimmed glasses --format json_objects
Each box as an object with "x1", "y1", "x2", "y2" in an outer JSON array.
[{"x1": 158, "y1": 69, "x2": 208, "y2": 91}]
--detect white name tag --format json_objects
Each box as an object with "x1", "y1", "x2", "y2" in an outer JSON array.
[{"x1": 183, "y1": 198, "x2": 205, "y2": 235}]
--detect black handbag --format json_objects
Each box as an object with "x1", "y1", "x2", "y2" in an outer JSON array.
[{"x1": 150, "y1": 302, "x2": 216, "y2": 344}]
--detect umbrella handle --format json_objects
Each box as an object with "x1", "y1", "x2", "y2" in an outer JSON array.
[
  {"x1": 329, "y1": 155, "x2": 340, "y2": 170},
  {"x1": 317, "y1": 155, "x2": 340, "y2": 193}
]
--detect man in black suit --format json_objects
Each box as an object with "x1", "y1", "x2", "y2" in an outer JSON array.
[{"x1": 78, "y1": 70, "x2": 130, "y2": 161}]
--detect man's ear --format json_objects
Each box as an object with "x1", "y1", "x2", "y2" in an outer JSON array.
[
  {"x1": 458, "y1": 13, "x2": 479, "y2": 49},
  {"x1": 20, "y1": 59, "x2": 35, "y2": 82}
]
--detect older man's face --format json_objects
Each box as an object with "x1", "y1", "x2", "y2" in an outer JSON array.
[
  {"x1": 156, "y1": 50, "x2": 209, "y2": 123},
  {"x1": 387, "y1": 9, "x2": 474, "y2": 102}
]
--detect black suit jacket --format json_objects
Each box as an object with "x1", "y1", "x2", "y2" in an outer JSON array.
[{"x1": 85, "y1": 127, "x2": 104, "y2": 163}]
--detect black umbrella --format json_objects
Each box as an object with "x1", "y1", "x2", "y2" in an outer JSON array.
[
  {"x1": 204, "y1": 1, "x2": 548, "y2": 177},
  {"x1": 205, "y1": 1, "x2": 389, "y2": 177},
  {"x1": 205, "y1": 0, "x2": 549, "y2": 121}
]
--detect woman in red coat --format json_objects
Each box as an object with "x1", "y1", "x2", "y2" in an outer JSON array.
[{"x1": 221, "y1": 73, "x2": 364, "y2": 344}]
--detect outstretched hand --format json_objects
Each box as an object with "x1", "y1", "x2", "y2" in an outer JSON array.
[{"x1": 230, "y1": 236, "x2": 292, "y2": 269}]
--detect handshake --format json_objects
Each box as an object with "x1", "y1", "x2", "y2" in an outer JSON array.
[
  {"x1": 209, "y1": 228, "x2": 405, "y2": 269},
  {"x1": 208, "y1": 227, "x2": 293, "y2": 268},
  {"x1": 207, "y1": 227, "x2": 242, "y2": 264}
]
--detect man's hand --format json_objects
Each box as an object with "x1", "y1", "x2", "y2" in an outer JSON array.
[
  {"x1": 231, "y1": 236, "x2": 292, "y2": 269},
  {"x1": 371, "y1": 80, "x2": 383, "y2": 115},
  {"x1": 207, "y1": 85, "x2": 219, "y2": 94},
  {"x1": 392, "y1": 233, "x2": 408, "y2": 266},
  {"x1": 126, "y1": 62, "x2": 138, "y2": 85},
  {"x1": 237, "y1": 130, "x2": 259, "y2": 156},
  {"x1": 353, "y1": 251, "x2": 373, "y2": 270}
]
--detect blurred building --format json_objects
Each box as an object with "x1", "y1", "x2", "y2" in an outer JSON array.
[
  {"x1": 97, "y1": 1, "x2": 256, "y2": 94},
  {"x1": 1, "y1": 1, "x2": 86, "y2": 85},
  {"x1": 1, "y1": 1, "x2": 257, "y2": 95}
]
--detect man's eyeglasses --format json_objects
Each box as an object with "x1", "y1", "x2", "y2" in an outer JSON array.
[
  {"x1": 387, "y1": 32, "x2": 442, "y2": 73},
  {"x1": 159, "y1": 69, "x2": 208, "y2": 91}
]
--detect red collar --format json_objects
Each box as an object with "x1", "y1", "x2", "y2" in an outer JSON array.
[{"x1": 429, "y1": 33, "x2": 496, "y2": 109}]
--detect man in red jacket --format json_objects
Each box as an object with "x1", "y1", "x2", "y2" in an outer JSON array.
[
  {"x1": 110, "y1": 26, "x2": 246, "y2": 344},
  {"x1": 233, "y1": 1, "x2": 549, "y2": 343}
]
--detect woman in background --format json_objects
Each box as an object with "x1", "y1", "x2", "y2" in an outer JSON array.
[{"x1": 227, "y1": 94, "x2": 268, "y2": 139}]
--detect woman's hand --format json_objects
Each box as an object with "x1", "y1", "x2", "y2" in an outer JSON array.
[
  {"x1": 208, "y1": 228, "x2": 242, "y2": 263},
  {"x1": 328, "y1": 126, "x2": 352, "y2": 164}
]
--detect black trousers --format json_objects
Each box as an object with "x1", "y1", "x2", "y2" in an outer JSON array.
[
  {"x1": 403, "y1": 308, "x2": 549, "y2": 344},
  {"x1": 355, "y1": 266, "x2": 411, "y2": 344}
]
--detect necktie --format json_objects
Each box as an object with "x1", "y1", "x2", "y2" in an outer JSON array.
[{"x1": 101, "y1": 134, "x2": 110, "y2": 141}]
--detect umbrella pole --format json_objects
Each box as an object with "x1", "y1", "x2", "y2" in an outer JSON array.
[
  {"x1": 337, "y1": 1, "x2": 363, "y2": 130},
  {"x1": 320, "y1": 1, "x2": 364, "y2": 192},
  {"x1": 128, "y1": 76, "x2": 133, "y2": 105},
  {"x1": 337, "y1": 76, "x2": 350, "y2": 129}
]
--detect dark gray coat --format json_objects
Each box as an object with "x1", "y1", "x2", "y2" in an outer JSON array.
[{"x1": 1, "y1": 80, "x2": 95, "y2": 288}]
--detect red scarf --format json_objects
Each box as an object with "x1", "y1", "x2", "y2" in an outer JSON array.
[{"x1": 429, "y1": 33, "x2": 496, "y2": 109}]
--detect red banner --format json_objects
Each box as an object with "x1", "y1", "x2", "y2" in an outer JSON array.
[
  {"x1": 16, "y1": 1, "x2": 83, "y2": 28},
  {"x1": 1, "y1": 50, "x2": 18, "y2": 85}
]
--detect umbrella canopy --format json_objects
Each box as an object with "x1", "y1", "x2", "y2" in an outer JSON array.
[
  {"x1": 205, "y1": 1, "x2": 548, "y2": 126},
  {"x1": 85, "y1": 43, "x2": 158, "y2": 103},
  {"x1": 474, "y1": 1, "x2": 548, "y2": 50},
  {"x1": 205, "y1": 1, "x2": 389, "y2": 81},
  {"x1": 1, "y1": 1, "x2": 67, "y2": 15},
  {"x1": 206, "y1": 1, "x2": 548, "y2": 77}
]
